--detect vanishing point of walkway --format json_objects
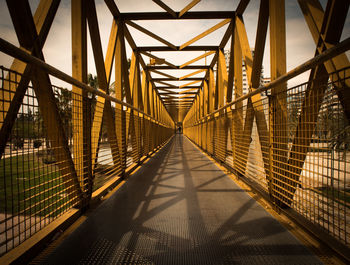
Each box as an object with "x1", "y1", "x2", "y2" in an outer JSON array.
[{"x1": 42, "y1": 135, "x2": 322, "y2": 264}]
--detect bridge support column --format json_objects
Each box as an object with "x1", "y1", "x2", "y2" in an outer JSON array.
[{"x1": 269, "y1": 0, "x2": 289, "y2": 207}]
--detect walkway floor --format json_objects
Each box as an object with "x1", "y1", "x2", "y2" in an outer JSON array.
[{"x1": 42, "y1": 135, "x2": 322, "y2": 264}]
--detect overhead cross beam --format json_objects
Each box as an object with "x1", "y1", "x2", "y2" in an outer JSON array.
[
  {"x1": 156, "y1": 86, "x2": 201, "y2": 90},
  {"x1": 179, "y1": 0, "x2": 201, "y2": 18},
  {"x1": 2, "y1": 3, "x2": 350, "y2": 261},
  {"x1": 147, "y1": 65, "x2": 209, "y2": 70},
  {"x1": 179, "y1": 69, "x2": 206, "y2": 80},
  {"x1": 152, "y1": 77, "x2": 202, "y2": 81},
  {"x1": 136, "y1": 46, "x2": 217, "y2": 52},
  {"x1": 120, "y1": 11, "x2": 235, "y2": 20},
  {"x1": 179, "y1": 80, "x2": 202, "y2": 88},
  {"x1": 149, "y1": 69, "x2": 177, "y2": 80},
  {"x1": 125, "y1": 20, "x2": 177, "y2": 50},
  {"x1": 152, "y1": 0, "x2": 177, "y2": 18},
  {"x1": 180, "y1": 51, "x2": 216, "y2": 68},
  {"x1": 141, "y1": 51, "x2": 177, "y2": 69},
  {"x1": 180, "y1": 19, "x2": 231, "y2": 50}
]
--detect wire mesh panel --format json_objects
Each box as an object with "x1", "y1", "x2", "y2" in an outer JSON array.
[
  {"x1": 93, "y1": 118, "x2": 122, "y2": 191},
  {"x1": 0, "y1": 68, "x2": 81, "y2": 255},
  {"x1": 0, "y1": 65, "x2": 174, "y2": 257},
  {"x1": 240, "y1": 95, "x2": 270, "y2": 191},
  {"x1": 183, "y1": 67, "x2": 350, "y2": 247},
  {"x1": 287, "y1": 68, "x2": 350, "y2": 246}
]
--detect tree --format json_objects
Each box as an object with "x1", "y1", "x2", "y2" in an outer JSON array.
[
  {"x1": 12, "y1": 108, "x2": 37, "y2": 149},
  {"x1": 316, "y1": 86, "x2": 350, "y2": 157},
  {"x1": 54, "y1": 88, "x2": 72, "y2": 140}
]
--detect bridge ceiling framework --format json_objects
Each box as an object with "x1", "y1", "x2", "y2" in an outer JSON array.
[{"x1": 0, "y1": 0, "x2": 350, "y2": 263}]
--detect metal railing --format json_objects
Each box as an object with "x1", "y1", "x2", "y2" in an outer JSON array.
[
  {"x1": 184, "y1": 65, "x2": 350, "y2": 248},
  {"x1": 0, "y1": 65, "x2": 174, "y2": 256}
]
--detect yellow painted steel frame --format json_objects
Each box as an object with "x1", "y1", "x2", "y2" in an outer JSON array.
[
  {"x1": 183, "y1": 0, "x2": 350, "y2": 250},
  {"x1": 0, "y1": 0, "x2": 350, "y2": 261},
  {"x1": 0, "y1": 0, "x2": 174, "y2": 259}
]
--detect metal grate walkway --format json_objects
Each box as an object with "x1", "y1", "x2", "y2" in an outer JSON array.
[{"x1": 42, "y1": 135, "x2": 322, "y2": 265}]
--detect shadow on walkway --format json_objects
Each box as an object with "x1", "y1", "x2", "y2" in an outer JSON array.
[{"x1": 43, "y1": 135, "x2": 322, "y2": 265}]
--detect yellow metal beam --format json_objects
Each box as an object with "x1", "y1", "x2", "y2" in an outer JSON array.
[
  {"x1": 141, "y1": 51, "x2": 177, "y2": 69},
  {"x1": 179, "y1": 80, "x2": 202, "y2": 88},
  {"x1": 86, "y1": 0, "x2": 121, "y2": 172},
  {"x1": 157, "y1": 88, "x2": 176, "y2": 93},
  {"x1": 0, "y1": 0, "x2": 59, "y2": 125},
  {"x1": 155, "y1": 80, "x2": 178, "y2": 87},
  {"x1": 217, "y1": 49, "x2": 228, "y2": 108},
  {"x1": 269, "y1": 0, "x2": 288, "y2": 206},
  {"x1": 91, "y1": 19, "x2": 118, "y2": 169},
  {"x1": 180, "y1": 19, "x2": 231, "y2": 50},
  {"x1": 235, "y1": 7, "x2": 270, "y2": 185},
  {"x1": 0, "y1": 0, "x2": 60, "y2": 158},
  {"x1": 208, "y1": 68, "x2": 215, "y2": 113},
  {"x1": 226, "y1": 24, "x2": 234, "y2": 103},
  {"x1": 233, "y1": 22, "x2": 243, "y2": 173},
  {"x1": 32, "y1": 68, "x2": 85, "y2": 202},
  {"x1": 180, "y1": 51, "x2": 215, "y2": 68},
  {"x1": 149, "y1": 69, "x2": 177, "y2": 80},
  {"x1": 6, "y1": 0, "x2": 84, "y2": 202},
  {"x1": 131, "y1": 53, "x2": 143, "y2": 162},
  {"x1": 142, "y1": 71, "x2": 150, "y2": 155},
  {"x1": 286, "y1": 0, "x2": 350, "y2": 199},
  {"x1": 115, "y1": 21, "x2": 132, "y2": 170},
  {"x1": 142, "y1": 71, "x2": 150, "y2": 114},
  {"x1": 179, "y1": 69, "x2": 206, "y2": 80},
  {"x1": 72, "y1": 0, "x2": 89, "y2": 189},
  {"x1": 179, "y1": 0, "x2": 201, "y2": 18},
  {"x1": 126, "y1": 20, "x2": 177, "y2": 50},
  {"x1": 298, "y1": 0, "x2": 350, "y2": 119},
  {"x1": 152, "y1": 0, "x2": 177, "y2": 18}
]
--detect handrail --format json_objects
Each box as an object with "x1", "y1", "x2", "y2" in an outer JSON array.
[
  {"x1": 2, "y1": 36, "x2": 349, "y2": 127},
  {"x1": 0, "y1": 38, "x2": 172, "y2": 128},
  {"x1": 185, "y1": 37, "x2": 350, "y2": 124}
]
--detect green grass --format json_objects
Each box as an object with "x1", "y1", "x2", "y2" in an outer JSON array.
[{"x1": 0, "y1": 153, "x2": 71, "y2": 217}]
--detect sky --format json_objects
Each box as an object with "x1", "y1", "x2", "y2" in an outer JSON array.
[{"x1": 0, "y1": 0, "x2": 349, "y2": 89}]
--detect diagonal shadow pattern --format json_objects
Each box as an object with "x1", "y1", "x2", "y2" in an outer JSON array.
[{"x1": 42, "y1": 135, "x2": 322, "y2": 265}]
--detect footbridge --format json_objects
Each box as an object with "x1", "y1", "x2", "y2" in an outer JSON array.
[{"x1": 0, "y1": 0, "x2": 349, "y2": 264}]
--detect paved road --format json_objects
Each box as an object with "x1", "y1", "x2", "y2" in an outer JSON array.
[{"x1": 42, "y1": 135, "x2": 322, "y2": 264}]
